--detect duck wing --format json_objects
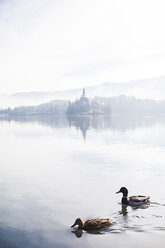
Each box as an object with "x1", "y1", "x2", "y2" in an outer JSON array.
[
  {"x1": 84, "y1": 219, "x2": 111, "y2": 230},
  {"x1": 129, "y1": 195, "x2": 150, "y2": 202},
  {"x1": 128, "y1": 195, "x2": 150, "y2": 206}
]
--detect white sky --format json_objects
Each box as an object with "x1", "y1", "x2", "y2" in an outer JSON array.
[{"x1": 0, "y1": 0, "x2": 165, "y2": 94}]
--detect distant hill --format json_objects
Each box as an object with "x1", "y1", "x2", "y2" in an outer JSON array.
[{"x1": 1, "y1": 75, "x2": 165, "y2": 108}]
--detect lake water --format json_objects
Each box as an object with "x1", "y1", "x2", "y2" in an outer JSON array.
[{"x1": 0, "y1": 114, "x2": 165, "y2": 248}]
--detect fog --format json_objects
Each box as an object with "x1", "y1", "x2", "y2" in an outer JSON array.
[
  {"x1": 0, "y1": 0, "x2": 165, "y2": 94},
  {"x1": 0, "y1": 75, "x2": 165, "y2": 109}
]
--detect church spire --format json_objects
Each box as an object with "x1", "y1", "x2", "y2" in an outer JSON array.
[{"x1": 81, "y1": 88, "x2": 86, "y2": 98}]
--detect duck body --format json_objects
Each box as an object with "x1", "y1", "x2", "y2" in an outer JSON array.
[
  {"x1": 71, "y1": 218, "x2": 111, "y2": 231},
  {"x1": 116, "y1": 187, "x2": 150, "y2": 206}
]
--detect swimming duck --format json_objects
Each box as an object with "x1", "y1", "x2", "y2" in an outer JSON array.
[
  {"x1": 116, "y1": 187, "x2": 150, "y2": 206},
  {"x1": 71, "y1": 218, "x2": 111, "y2": 231}
]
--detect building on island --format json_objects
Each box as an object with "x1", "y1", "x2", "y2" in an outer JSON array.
[
  {"x1": 66, "y1": 88, "x2": 111, "y2": 115},
  {"x1": 66, "y1": 88, "x2": 90, "y2": 115}
]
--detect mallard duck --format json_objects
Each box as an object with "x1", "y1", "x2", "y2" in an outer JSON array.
[
  {"x1": 116, "y1": 187, "x2": 150, "y2": 206},
  {"x1": 71, "y1": 218, "x2": 111, "y2": 231}
]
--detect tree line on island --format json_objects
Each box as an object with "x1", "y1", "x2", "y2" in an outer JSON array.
[{"x1": 1, "y1": 89, "x2": 165, "y2": 116}]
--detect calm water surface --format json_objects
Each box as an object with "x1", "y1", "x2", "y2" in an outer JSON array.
[{"x1": 0, "y1": 114, "x2": 165, "y2": 248}]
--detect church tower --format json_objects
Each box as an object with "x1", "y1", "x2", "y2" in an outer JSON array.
[{"x1": 81, "y1": 88, "x2": 86, "y2": 98}]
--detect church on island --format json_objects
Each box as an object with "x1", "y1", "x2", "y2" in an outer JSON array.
[{"x1": 66, "y1": 88, "x2": 111, "y2": 115}]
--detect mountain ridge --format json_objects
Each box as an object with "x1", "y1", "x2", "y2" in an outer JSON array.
[
  {"x1": 11, "y1": 75, "x2": 165, "y2": 99},
  {"x1": 1, "y1": 75, "x2": 165, "y2": 108}
]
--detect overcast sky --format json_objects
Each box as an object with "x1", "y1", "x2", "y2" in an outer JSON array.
[{"x1": 0, "y1": 0, "x2": 165, "y2": 94}]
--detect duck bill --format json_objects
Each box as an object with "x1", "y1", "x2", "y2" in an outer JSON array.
[
  {"x1": 116, "y1": 190, "x2": 121, "y2": 194},
  {"x1": 71, "y1": 223, "x2": 76, "y2": 228}
]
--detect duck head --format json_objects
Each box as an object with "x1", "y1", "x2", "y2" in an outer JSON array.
[
  {"x1": 116, "y1": 187, "x2": 128, "y2": 197},
  {"x1": 71, "y1": 218, "x2": 84, "y2": 228}
]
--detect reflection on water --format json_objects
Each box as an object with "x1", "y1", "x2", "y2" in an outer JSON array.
[
  {"x1": 120, "y1": 204, "x2": 129, "y2": 216},
  {"x1": 1, "y1": 113, "x2": 165, "y2": 140},
  {"x1": 0, "y1": 114, "x2": 69, "y2": 128},
  {"x1": 72, "y1": 228, "x2": 104, "y2": 238},
  {"x1": 110, "y1": 203, "x2": 151, "y2": 235},
  {"x1": 131, "y1": 202, "x2": 151, "y2": 211},
  {"x1": 0, "y1": 114, "x2": 165, "y2": 247},
  {"x1": 67, "y1": 115, "x2": 90, "y2": 140},
  {"x1": 72, "y1": 229, "x2": 83, "y2": 238}
]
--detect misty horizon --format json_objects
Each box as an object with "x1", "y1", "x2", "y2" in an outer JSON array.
[
  {"x1": 0, "y1": 0, "x2": 165, "y2": 94},
  {"x1": 0, "y1": 74, "x2": 165, "y2": 95},
  {"x1": 1, "y1": 75, "x2": 165, "y2": 108}
]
